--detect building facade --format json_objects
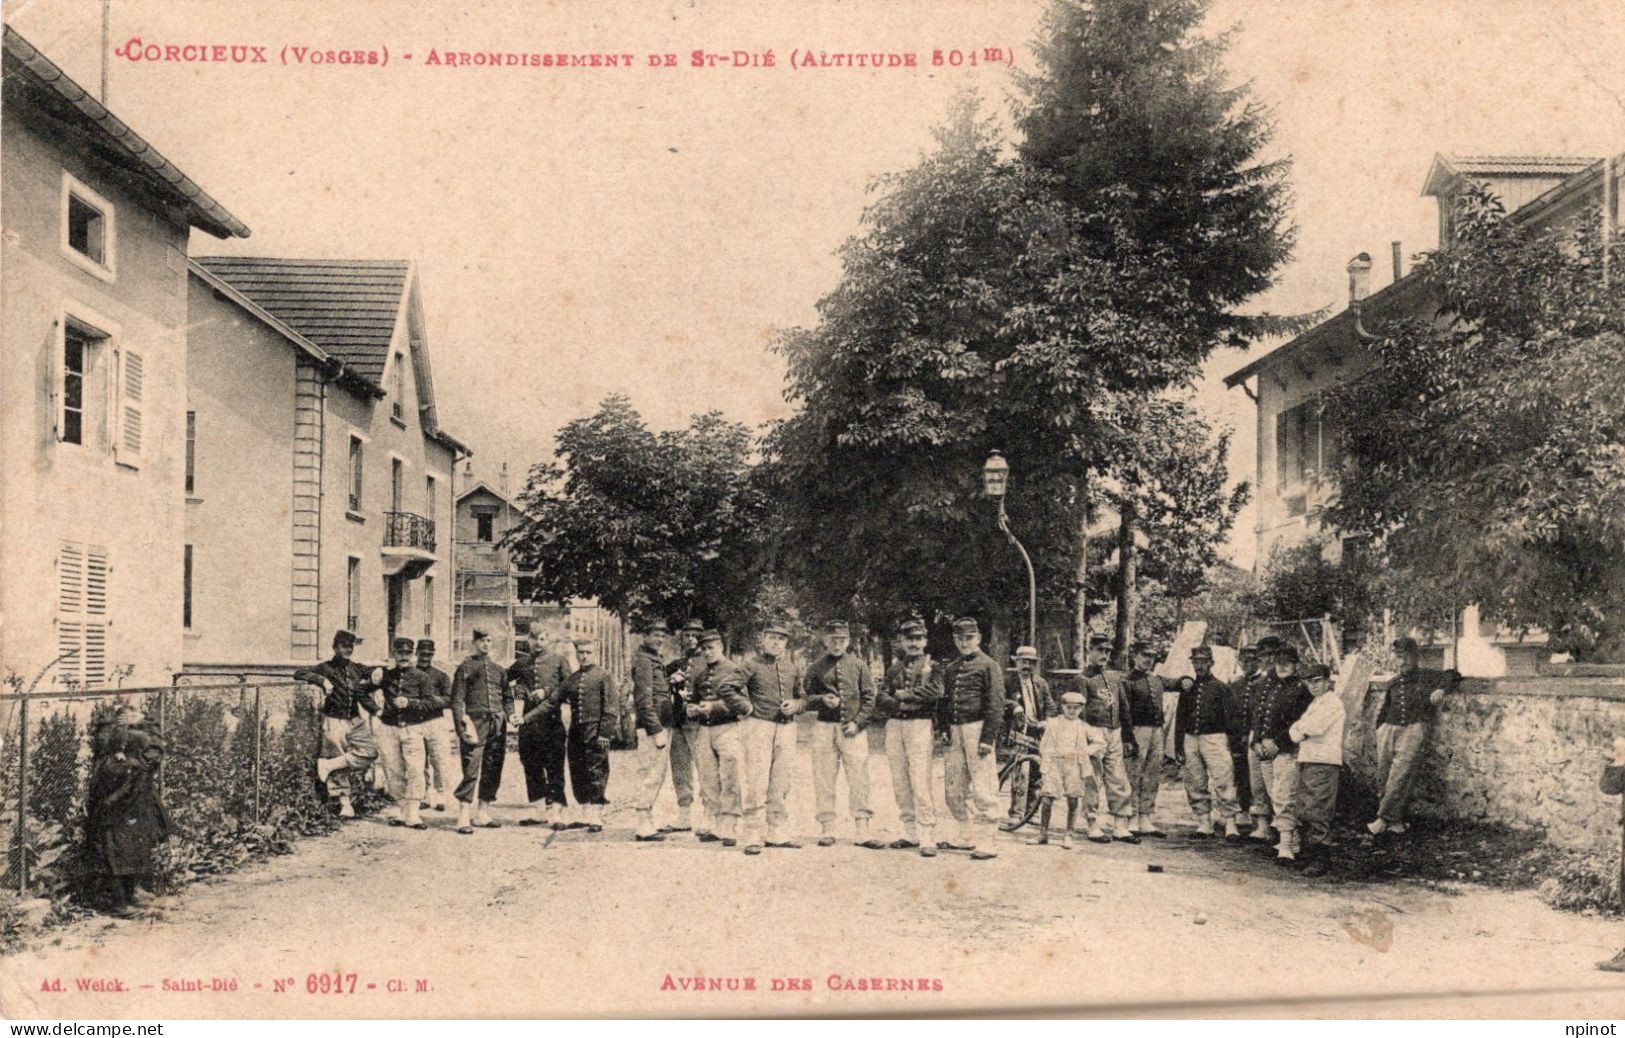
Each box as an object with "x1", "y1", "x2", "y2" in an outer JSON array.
[
  {"x1": 0, "y1": 27, "x2": 249, "y2": 689},
  {"x1": 1225, "y1": 153, "x2": 1622, "y2": 674},
  {"x1": 184, "y1": 258, "x2": 467, "y2": 673}
]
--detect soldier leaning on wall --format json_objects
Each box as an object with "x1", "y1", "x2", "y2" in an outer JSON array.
[{"x1": 1598, "y1": 735, "x2": 1625, "y2": 974}]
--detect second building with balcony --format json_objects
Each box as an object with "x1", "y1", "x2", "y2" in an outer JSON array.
[{"x1": 183, "y1": 256, "x2": 468, "y2": 674}]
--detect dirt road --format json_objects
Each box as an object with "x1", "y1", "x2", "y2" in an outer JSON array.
[{"x1": 4, "y1": 730, "x2": 1622, "y2": 1018}]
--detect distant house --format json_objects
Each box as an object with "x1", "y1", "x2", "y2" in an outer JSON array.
[
  {"x1": 184, "y1": 257, "x2": 469, "y2": 673},
  {"x1": 0, "y1": 27, "x2": 249, "y2": 688},
  {"x1": 1225, "y1": 153, "x2": 1622, "y2": 675},
  {"x1": 453, "y1": 471, "x2": 628, "y2": 683}
]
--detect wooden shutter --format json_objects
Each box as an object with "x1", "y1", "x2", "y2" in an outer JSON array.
[
  {"x1": 54, "y1": 542, "x2": 110, "y2": 687},
  {"x1": 1275, "y1": 407, "x2": 1298, "y2": 488},
  {"x1": 116, "y1": 348, "x2": 144, "y2": 465}
]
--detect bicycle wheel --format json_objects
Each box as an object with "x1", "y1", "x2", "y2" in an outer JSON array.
[{"x1": 997, "y1": 755, "x2": 1043, "y2": 830}]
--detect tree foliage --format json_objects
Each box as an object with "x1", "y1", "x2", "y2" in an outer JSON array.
[
  {"x1": 510, "y1": 395, "x2": 771, "y2": 633},
  {"x1": 1321, "y1": 184, "x2": 1625, "y2": 658},
  {"x1": 765, "y1": 1, "x2": 1293, "y2": 644}
]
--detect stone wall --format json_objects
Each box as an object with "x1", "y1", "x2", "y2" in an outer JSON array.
[{"x1": 1345, "y1": 675, "x2": 1625, "y2": 854}]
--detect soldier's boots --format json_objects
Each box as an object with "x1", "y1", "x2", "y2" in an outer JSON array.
[
  {"x1": 403, "y1": 800, "x2": 425, "y2": 829},
  {"x1": 1223, "y1": 819, "x2": 1242, "y2": 841},
  {"x1": 337, "y1": 795, "x2": 356, "y2": 819}
]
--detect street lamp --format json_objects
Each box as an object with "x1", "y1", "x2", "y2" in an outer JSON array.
[{"x1": 983, "y1": 451, "x2": 1037, "y2": 649}]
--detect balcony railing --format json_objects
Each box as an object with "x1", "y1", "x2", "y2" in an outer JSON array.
[{"x1": 384, "y1": 511, "x2": 436, "y2": 553}]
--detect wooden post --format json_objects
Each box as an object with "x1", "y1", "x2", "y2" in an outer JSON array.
[
  {"x1": 16, "y1": 696, "x2": 29, "y2": 895},
  {"x1": 252, "y1": 685, "x2": 263, "y2": 824}
]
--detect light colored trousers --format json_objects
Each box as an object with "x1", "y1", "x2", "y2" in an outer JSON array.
[
  {"x1": 376, "y1": 721, "x2": 428, "y2": 804},
  {"x1": 1375, "y1": 721, "x2": 1430, "y2": 823},
  {"x1": 1258, "y1": 750, "x2": 1301, "y2": 832},
  {"x1": 811, "y1": 721, "x2": 871, "y2": 823},
  {"x1": 1130, "y1": 725, "x2": 1165, "y2": 818},
  {"x1": 686, "y1": 723, "x2": 744, "y2": 825},
  {"x1": 1181, "y1": 732, "x2": 1239, "y2": 821},
  {"x1": 1160, "y1": 692, "x2": 1181, "y2": 756},
  {"x1": 944, "y1": 721, "x2": 1000, "y2": 824},
  {"x1": 1248, "y1": 741, "x2": 1274, "y2": 823},
  {"x1": 631, "y1": 728, "x2": 671, "y2": 812},
  {"x1": 420, "y1": 712, "x2": 455, "y2": 800},
  {"x1": 741, "y1": 718, "x2": 797, "y2": 844},
  {"x1": 1087, "y1": 727, "x2": 1134, "y2": 822},
  {"x1": 885, "y1": 718, "x2": 937, "y2": 838},
  {"x1": 319, "y1": 714, "x2": 379, "y2": 797}
]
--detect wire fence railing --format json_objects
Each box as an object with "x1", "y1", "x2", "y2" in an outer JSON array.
[{"x1": 1, "y1": 678, "x2": 342, "y2": 907}]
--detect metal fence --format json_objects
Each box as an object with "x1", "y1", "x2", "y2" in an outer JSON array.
[{"x1": 1, "y1": 678, "x2": 329, "y2": 900}]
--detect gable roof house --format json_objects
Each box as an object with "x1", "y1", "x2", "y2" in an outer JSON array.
[
  {"x1": 1, "y1": 27, "x2": 249, "y2": 688},
  {"x1": 184, "y1": 257, "x2": 469, "y2": 673},
  {"x1": 1224, "y1": 153, "x2": 1622, "y2": 676}
]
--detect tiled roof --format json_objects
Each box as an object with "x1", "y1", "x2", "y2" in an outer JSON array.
[
  {"x1": 1443, "y1": 155, "x2": 1598, "y2": 176},
  {"x1": 2, "y1": 26, "x2": 249, "y2": 239},
  {"x1": 193, "y1": 257, "x2": 409, "y2": 384}
]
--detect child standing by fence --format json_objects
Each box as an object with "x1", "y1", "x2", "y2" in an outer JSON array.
[{"x1": 85, "y1": 709, "x2": 169, "y2": 916}]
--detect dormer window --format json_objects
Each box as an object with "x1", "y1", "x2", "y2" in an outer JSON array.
[{"x1": 60, "y1": 173, "x2": 117, "y2": 281}]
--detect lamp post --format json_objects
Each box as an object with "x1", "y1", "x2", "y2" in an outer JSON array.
[{"x1": 982, "y1": 451, "x2": 1037, "y2": 649}]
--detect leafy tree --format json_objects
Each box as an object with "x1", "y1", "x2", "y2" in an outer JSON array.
[
  {"x1": 1246, "y1": 536, "x2": 1383, "y2": 639},
  {"x1": 510, "y1": 395, "x2": 771, "y2": 635},
  {"x1": 769, "y1": 1, "x2": 1296, "y2": 655},
  {"x1": 1321, "y1": 184, "x2": 1625, "y2": 659}
]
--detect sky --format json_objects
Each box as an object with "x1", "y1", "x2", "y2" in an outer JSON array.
[{"x1": 9, "y1": 0, "x2": 1625, "y2": 568}]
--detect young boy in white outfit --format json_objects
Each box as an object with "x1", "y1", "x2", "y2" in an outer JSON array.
[{"x1": 1028, "y1": 691, "x2": 1102, "y2": 849}]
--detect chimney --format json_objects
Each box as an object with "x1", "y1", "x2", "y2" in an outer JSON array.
[
  {"x1": 499, "y1": 461, "x2": 509, "y2": 495},
  {"x1": 1391, "y1": 241, "x2": 1403, "y2": 282},
  {"x1": 463, "y1": 460, "x2": 474, "y2": 480},
  {"x1": 1347, "y1": 252, "x2": 1373, "y2": 304}
]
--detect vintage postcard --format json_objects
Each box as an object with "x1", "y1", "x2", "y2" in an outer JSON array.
[{"x1": 2, "y1": 0, "x2": 1624, "y2": 1022}]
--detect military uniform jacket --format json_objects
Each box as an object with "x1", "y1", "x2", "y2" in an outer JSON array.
[
  {"x1": 294, "y1": 657, "x2": 377, "y2": 722},
  {"x1": 631, "y1": 644, "x2": 673, "y2": 733},
  {"x1": 743, "y1": 653, "x2": 805, "y2": 723},
  {"x1": 375, "y1": 663, "x2": 447, "y2": 726},
  {"x1": 664, "y1": 652, "x2": 704, "y2": 729},
  {"x1": 451, "y1": 655, "x2": 513, "y2": 729},
  {"x1": 1124, "y1": 668, "x2": 1165, "y2": 728},
  {"x1": 878, "y1": 655, "x2": 943, "y2": 722},
  {"x1": 1221, "y1": 672, "x2": 1253, "y2": 741},
  {"x1": 419, "y1": 664, "x2": 452, "y2": 713},
  {"x1": 1173, "y1": 674, "x2": 1230, "y2": 743},
  {"x1": 514, "y1": 651, "x2": 571, "y2": 727},
  {"x1": 550, "y1": 665, "x2": 620, "y2": 731},
  {"x1": 688, "y1": 657, "x2": 752, "y2": 726},
  {"x1": 1377, "y1": 667, "x2": 1460, "y2": 728},
  {"x1": 1252, "y1": 674, "x2": 1314, "y2": 753},
  {"x1": 940, "y1": 651, "x2": 1003, "y2": 745},
  {"x1": 804, "y1": 652, "x2": 877, "y2": 729},
  {"x1": 1078, "y1": 665, "x2": 1133, "y2": 738}
]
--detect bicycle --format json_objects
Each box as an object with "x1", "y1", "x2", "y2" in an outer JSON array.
[{"x1": 996, "y1": 719, "x2": 1044, "y2": 830}]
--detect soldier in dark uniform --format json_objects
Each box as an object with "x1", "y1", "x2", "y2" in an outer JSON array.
[
  {"x1": 739, "y1": 621, "x2": 806, "y2": 854},
  {"x1": 1244, "y1": 635, "x2": 1284, "y2": 839},
  {"x1": 415, "y1": 639, "x2": 455, "y2": 812},
  {"x1": 1124, "y1": 641, "x2": 1167, "y2": 837},
  {"x1": 628, "y1": 618, "x2": 674, "y2": 841},
  {"x1": 1173, "y1": 644, "x2": 1240, "y2": 840},
  {"x1": 939, "y1": 617, "x2": 1003, "y2": 859},
  {"x1": 542, "y1": 640, "x2": 621, "y2": 831},
  {"x1": 1224, "y1": 643, "x2": 1260, "y2": 824},
  {"x1": 371, "y1": 636, "x2": 447, "y2": 829},
  {"x1": 1077, "y1": 633, "x2": 1137, "y2": 844},
  {"x1": 450, "y1": 628, "x2": 518, "y2": 834},
  {"x1": 1251, "y1": 642, "x2": 1315, "y2": 862},
  {"x1": 684, "y1": 630, "x2": 752, "y2": 845},
  {"x1": 805, "y1": 619, "x2": 878, "y2": 847},
  {"x1": 294, "y1": 629, "x2": 381, "y2": 819},
  {"x1": 1367, "y1": 636, "x2": 1460, "y2": 837},
  {"x1": 878, "y1": 618, "x2": 943, "y2": 855},
  {"x1": 513, "y1": 638, "x2": 573, "y2": 828},
  {"x1": 663, "y1": 620, "x2": 706, "y2": 834}
]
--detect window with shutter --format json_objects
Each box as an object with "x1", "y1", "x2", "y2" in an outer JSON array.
[
  {"x1": 56, "y1": 542, "x2": 110, "y2": 687},
  {"x1": 116, "y1": 349, "x2": 144, "y2": 466}
]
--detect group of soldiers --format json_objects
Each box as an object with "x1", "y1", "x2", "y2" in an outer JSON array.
[{"x1": 292, "y1": 617, "x2": 1458, "y2": 868}]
